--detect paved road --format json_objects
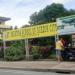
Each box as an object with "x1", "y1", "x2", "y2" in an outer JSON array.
[{"x1": 0, "y1": 69, "x2": 74, "y2": 75}]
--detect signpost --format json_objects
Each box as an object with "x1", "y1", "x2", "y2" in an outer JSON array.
[
  {"x1": 3, "y1": 22, "x2": 57, "y2": 60},
  {"x1": 25, "y1": 39, "x2": 29, "y2": 60},
  {"x1": 2, "y1": 32, "x2": 6, "y2": 59}
]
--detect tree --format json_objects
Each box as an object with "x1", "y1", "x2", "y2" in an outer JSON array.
[
  {"x1": 29, "y1": 12, "x2": 38, "y2": 25},
  {"x1": 21, "y1": 24, "x2": 30, "y2": 28},
  {"x1": 29, "y1": 3, "x2": 75, "y2": 25},
  {"x1": 68, "y1": 9, "x2": 75, "y2": 15}
]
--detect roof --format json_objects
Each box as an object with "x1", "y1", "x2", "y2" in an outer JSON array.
[
  {"x1": 0, "y1": 25, "x2": 11, "y2": 29},
  {"x1": 0, "y1": 17, "x2": 10, "y2": 22},
  {"x1": 58, "y1": 15, "x2": 75, "y2": 20}
]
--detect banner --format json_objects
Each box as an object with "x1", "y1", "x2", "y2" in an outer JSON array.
[{"x1": 3, "y1": 22, "x2": 57, "y2": 41}]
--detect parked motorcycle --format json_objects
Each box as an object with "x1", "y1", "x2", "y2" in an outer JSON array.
[{"x1": 63, "y1": 44, "x2": 75, "y2": 61}]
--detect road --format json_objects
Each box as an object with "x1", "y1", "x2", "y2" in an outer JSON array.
[{"x1": 0, "y1": 69, "x2": 74, "y2": 75}]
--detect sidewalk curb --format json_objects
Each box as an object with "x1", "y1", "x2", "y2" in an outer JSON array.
[{"x1": 0, "y1": 67, "x2": 75, "y2": 73}]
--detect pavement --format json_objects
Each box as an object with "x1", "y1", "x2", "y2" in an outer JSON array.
[{"x1": 0, "y1": 61, "x2": 75, "y2": 73}]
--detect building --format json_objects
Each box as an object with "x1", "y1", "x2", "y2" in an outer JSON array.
[{"x1": 0, "y1": 17, "x2": 12, "y2": 39}]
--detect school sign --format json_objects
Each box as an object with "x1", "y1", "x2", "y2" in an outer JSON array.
[{"x1": 3, "y1": 23, "x2": 57, "y2": 41}]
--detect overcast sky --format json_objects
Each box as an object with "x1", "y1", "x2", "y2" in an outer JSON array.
[{"x1": 0, "y1": 0, "x2": 75, "y2": 27}]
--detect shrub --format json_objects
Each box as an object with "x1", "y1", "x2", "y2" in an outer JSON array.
[
  {"x1": 0, "y1": 47, "x2": 4, "y2": 58},
  {"x1": 5, "y1": 45, "x2": 25, "y2": 61},
  {"x1": 39, "y1": 46, "x2": 50, "y2": 58},
  {"x1": 31, "y1": 46, "x2": 40, "y2": 60},
  {"x1": 31, "y1": 46, "x2": 55, "y2": 59}
]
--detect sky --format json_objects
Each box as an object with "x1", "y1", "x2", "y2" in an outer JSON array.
[{"x1": 0, "y1": 0, "x2": 75, "y2": 28}]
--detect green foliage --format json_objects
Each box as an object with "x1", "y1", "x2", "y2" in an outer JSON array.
[
  {"x1": 0, "y1": 47, "x2": 4, "y2": 58},
  {"x1": 39, "y1": 46, "x2": 55, "y2": 59},
  {"x1": 31, "y1": 46, "x2": 40, "y2": 60},
  {"x1": 29, "y1": 3, "x2": 75, "y2": 25},
  {"x1": 31, "y1": 37, "x2": 55, "y2": 46},
  {"x1": 5, "y1": 40, "x2": 25, "y2": 61},
  {"x1": 30, "y1": 45, "x2": 55, "y2": 59}
]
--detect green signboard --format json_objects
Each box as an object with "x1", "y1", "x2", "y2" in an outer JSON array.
[{"x1": 57, "y1": 15, "x2": 75, "y2": 35}]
